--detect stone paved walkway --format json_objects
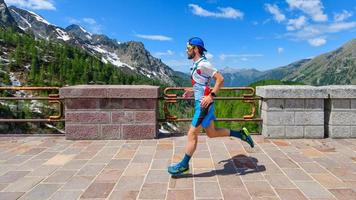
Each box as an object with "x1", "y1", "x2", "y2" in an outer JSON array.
[{"x1": 0, "y1": 135, "x2": 355, "y2": 200}]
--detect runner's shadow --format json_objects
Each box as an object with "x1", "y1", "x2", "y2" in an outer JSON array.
[{"x1": 172, "y1": 154, "x2": 265, "y2": 179}]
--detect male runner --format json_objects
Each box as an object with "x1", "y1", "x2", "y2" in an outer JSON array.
[{"x1": 168, "y1": 37, "x2": 254, "y2": 175}]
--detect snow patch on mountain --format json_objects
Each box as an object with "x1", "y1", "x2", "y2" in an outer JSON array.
[
  {"x1": 26, "y1": 10, "x2": 51, "y2": 25},
  {"x1": 87, "y1": 44, "x2": 134, "y2": 70},
  {"x1": 55, "y1": 28, "x2": 70, "y2": 41}
]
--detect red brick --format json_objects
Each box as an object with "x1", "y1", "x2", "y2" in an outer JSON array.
[
  {"x1": 112, "y1": 112, "x2": 134, "y2": 123},
  {"x1": 122, "y1": 124, "x2": 156, "y2": 139},
  {"x1": 107, "y1": 86, "x2": 159, "y2": 98},
  {"x1": 66, "y1": 124, "x2": 99, "y2": 140},
  {"x1": 60, "y1": 86, "x2": 107, "y2": 98},
  {"x1": 101, "y1": 125, "x2": 121, "y2": 139},
  {"x1": 122, "y1": 99, "x2": 157, "y2": 109},
  {"x1": 65, "y1": 99, "x2": 100, "y2": 109},
  {"x1": 135, "y1": 111, "x2": 156, "y2": 123},
  {"x1": 66, "y1": 112, "x2": 110, "y2": 124}
]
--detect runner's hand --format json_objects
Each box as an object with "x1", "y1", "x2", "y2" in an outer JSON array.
[
  {"x1": 182, "y1": 88, "x2": 194, "y2": 98},
  {"x1": 201, "y1": 95, "x2": 213, "y2": 108}
]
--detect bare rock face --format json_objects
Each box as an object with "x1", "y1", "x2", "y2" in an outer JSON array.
[{"x1": 0, "y1": 0, "x2": 18, "y2": 29}]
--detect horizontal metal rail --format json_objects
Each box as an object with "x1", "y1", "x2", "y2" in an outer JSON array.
[
  {"x1": 160, "y1": 87, "x2": 262, "y2": 122},
  {"x1": 0, "y1": 87, "x2": 63, "y2": 122}
]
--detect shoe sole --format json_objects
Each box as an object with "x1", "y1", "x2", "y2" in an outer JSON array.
[
  {"x1": 168, "y1": 169, "x2": 190, "y2": 175},
  {"x1": 242, "y1": 127, "x2": 254, "y2": 148}
]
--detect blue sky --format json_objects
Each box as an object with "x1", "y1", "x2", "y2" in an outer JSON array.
[{"x1": 5, "y1": 0, "x2": 356, "y2": 72}]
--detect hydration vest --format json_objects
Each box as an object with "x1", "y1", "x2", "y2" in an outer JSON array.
[{"x1": 190, "y1": 57, "x2": 211, "y2": 86}]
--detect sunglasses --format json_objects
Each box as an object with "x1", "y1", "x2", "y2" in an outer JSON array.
[{"x1": 186, "y1": 44, "x2": 195, "y2": 50}]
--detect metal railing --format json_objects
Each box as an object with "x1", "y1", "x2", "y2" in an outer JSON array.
[
  {"x1": 161, "y1": 87, "x2": 262, "y2": 123},
  {"x1": 0, "y1": 87, "x2": 64, "y2": 122}
]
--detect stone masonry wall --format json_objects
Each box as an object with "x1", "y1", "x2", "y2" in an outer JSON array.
[
  {"x1": 257, "y1": 85, "x2": 356, "y2": 139},
  {"x1": 323, "y1": 86, "x2": 356, "y2": 138},
  {"x1": 60, "y1": 85, "x2": 160, "y2": 140}
]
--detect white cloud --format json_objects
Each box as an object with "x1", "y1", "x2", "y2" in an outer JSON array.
[
  {"x1": 154, "y1": 50, "x2": 174, "y2": 57},
  {"x1": 277, "y1": 47, "x2": 284, "y2": 54},
  {"x1": 83, "y1": 18, "x2": 97, "y2": 25},
  {"x1": 287, "y1": 15, "x2": 307, "y2": 31},
  {"x1": 135, "y1": 34, "x2": 172, "y2": 41},
  {"x1": 327, "y1": 21, "x2": 356, "y2": 33},
  {"x1": 308, "y1": 37, "x2": 326, "y2": 46},
  {"x1": 219, "y1": 54, "x2": 263, "y2": 61},
  {"x1": 286, "y1": 0, "x2": 327, "y2": 22},
  {"x1": 265, "y1": 4, "x2": 286, "y2": 23},
  {"x1": 188, "y1": 4, "x2": 243, "y2": 19},
  {"x1": 334, "y1": 10, "x2": 353, "y2": 22},
  {"x1": 5, "y1": 0, "x2": 55, "y2": 10},
  {"x1": 68, "y1": 17, "x2": 102, "y2": 34},
  {"x1": 205, "y1": 52, "x2": 214, "y2": 60}
]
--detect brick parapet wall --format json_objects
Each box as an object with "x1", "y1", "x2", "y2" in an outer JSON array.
[{"x1": 60, "y1": 85, "x2": 159, "y2": 140}]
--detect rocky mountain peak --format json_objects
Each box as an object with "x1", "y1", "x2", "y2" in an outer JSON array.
[
  {"x1": 0, "y1": 0, "x2": 18, "y2": 29},
  {"x1": 65, "y1": 24, "x2": 92, "y2": 42}
]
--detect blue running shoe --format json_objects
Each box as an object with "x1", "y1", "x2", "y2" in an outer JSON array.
[
  {"x1": 241, "y1": 127, "x2": 254, "y2": 148},
  {"x1": 168, "y1": 162, "x2": 189, "y2": 175}
]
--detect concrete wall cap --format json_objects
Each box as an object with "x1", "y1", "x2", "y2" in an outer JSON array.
[
  {"x1": 256, "y1": 85, "x2": 328, "y2": 98},
  {"x1": 60, "y1": 85, "x2": 160, "y2": 98},
  {"x1": 320, "y1": 85, "x2": 356, "y2": 98}
]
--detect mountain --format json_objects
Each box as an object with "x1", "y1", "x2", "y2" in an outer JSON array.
[
  {"x1": 221, "y1": 39, "x2": 356, "y2": 86},
  {"x1": 221, "y1": 67, "x2": 264, "y2": 86},
  {"x1": 7, "y1": 5, "x2": 178, "y2": 85},
  {"x1": 282, "y1": 39, "x2": 356, "y2": 85},
  {"x1": 0, "y1": 0, "x2": 18, "y2": 30},
  {"x1": 9, "y1": 6, "x2": 71, "y2": 42}
]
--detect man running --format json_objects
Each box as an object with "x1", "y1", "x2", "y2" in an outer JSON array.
[{"x1": 168, "y1": 37, "x2": 255, "y2": 175}]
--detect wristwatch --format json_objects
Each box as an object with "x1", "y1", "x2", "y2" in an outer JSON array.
[{"x1": 210, "y1": 92, "x2": 216, "y2": 97}]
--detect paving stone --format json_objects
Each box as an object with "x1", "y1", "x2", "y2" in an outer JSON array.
[
  {"x1": 144, "y1": 169, "x2": 170, "y2": 183},
  {"x1": 44, "y1": 170, "x2": 77, "y2": 183},
  {"x1": 193, "y1": 169, "x2": 218, "y2": 182},
  {"x1": 194, "y1": 181, "x2": 222, "y2": 199},
  {"x1": 0, "y1": 171, "x2": 30, "y2": 184},
  {"x1": 77, "y1": 164, "x2": 105, "y2": 176},
  {"x1": 19, "y1": 184, "x2": 61, "y2": 200},
  {"x1": 221, "y1": 187, "x2": 251, "y2": 200},
  {"x1": 169, "y1": 176, "x2": 193, "y2": 189},
  {"x1": 49, "y1": 190, "x2": 82, "y2": 200},
  {"x1": 283, "y1": 168, "x2": 313, "y2": 181},
  {"x1": 192, "y1": 158, "x2": 214, "y2": 169},
  {"x1": 151, "y1": 159, "x2": 170, "y2": 169},
  {"x1": 44, "y1": 154, "x2": 75, "y2": 165},
  {"x1": 114, "y1": 176, "x2": 145, "y2": 191},
  {"x1": 217, "y1": 174, "x2": 244, "y2": 188},
  {"x1": 298, "y1": 162, "x2": 329, "y2": 173},
  {"x1": 4, "y1": 177, "x2": 43, "y2": 192},
  {"x1": 275, "y1": 189, "x2": 308, "y2": 200},
  {"x1": 294, "y1": 181, "x2": 334, "y2": 199},
  {"x1": 0, "y1": 192, "x2": 24, "y2": 200},
  {"x1": 27, "y1": 165, "x2": 58, "y2": 177},
  {"x1": 105, "y1": 159, "x2": 130, "y2": 170},
  {"x1": 123, "y1": 163, "x2": 150, "y2": 176},
  {"x1": 81, "y1": 182, "x2": 115, "y2": 199},
  {"x1": 114, "y1": 149, "x2": 136, "y2": 159},
  {"x1": 95, "y1": 169, "x2": 123, "y2": 183},
  {"x1": 167, "y1": 189, "x2": 194, "y2": 200},
  {"x1": 329, "y1": 188, "x2": 356, "y2": 200},
  {"x1": 311, "y1": 173, "x2": 348, "y2": 189},
  {"x1": 108, "y1": 190, "x2": 139, "y2": 200},
  {"x1": 138, "y1": 183, "x2": 168, "y2": 199},
  {"x1": 60, "y1": 159, "x2": 88, "y2": 170},
  {"x1": 244, "y1": 180, "x2": 276, "y2": 197},
  {"x1": 61, "y1": 176, "x2": 94, "y2": 190},
  {"x1": 265, "y1": 174, "x2": 296, "y2": 189}
]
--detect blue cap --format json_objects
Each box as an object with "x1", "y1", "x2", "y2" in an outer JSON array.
[{"x1": 188, "y1": 37, "x2": 207, "y2": 52}]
